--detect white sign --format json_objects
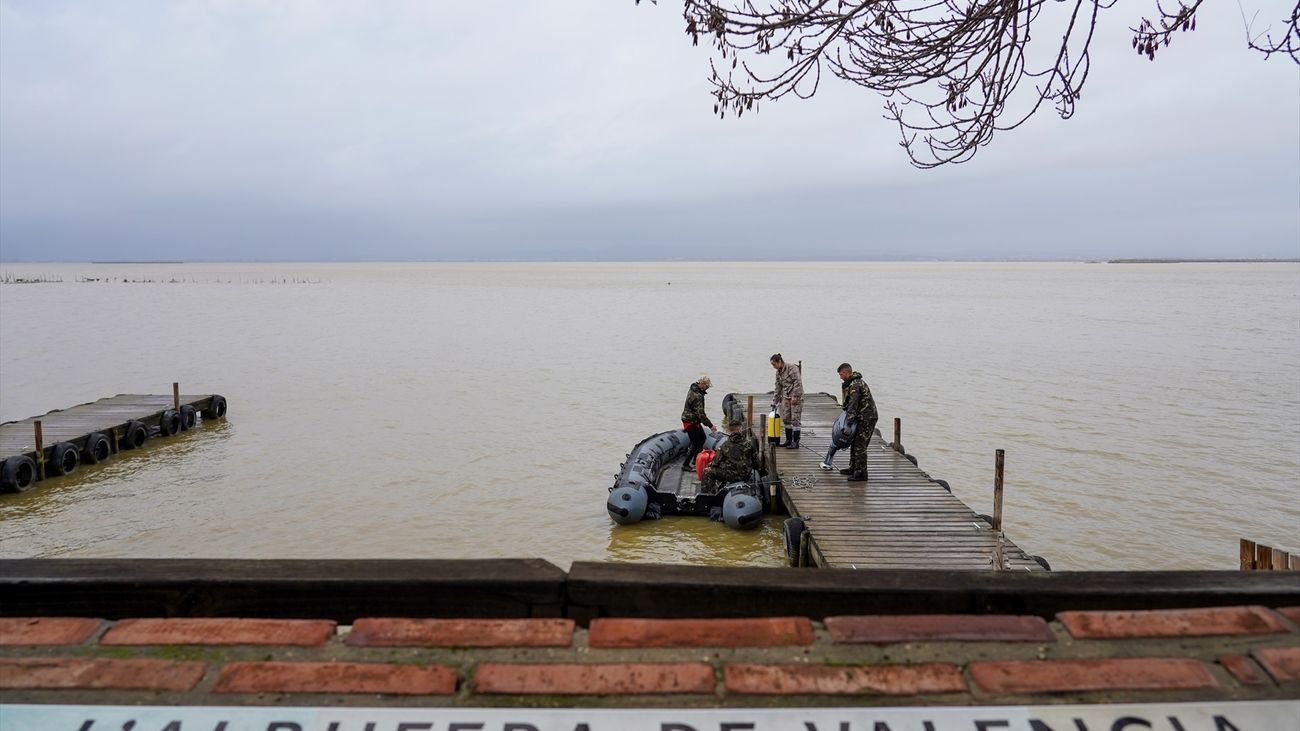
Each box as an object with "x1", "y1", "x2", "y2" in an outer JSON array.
[{"x1": 1, "y1": 702, "x2": 1295, "y2": 731}]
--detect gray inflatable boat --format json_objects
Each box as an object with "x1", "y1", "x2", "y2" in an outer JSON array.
[{"x1": 606, "y1": 395, "x2": 770, "y2": 530}]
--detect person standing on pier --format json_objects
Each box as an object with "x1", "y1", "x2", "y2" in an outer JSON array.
[
  {"x1": 838, "y1": 363, "x2": 878, "y2": 483},
  {"x1": 770, "y1": 354, "x2": 804, "y2": 449},
  {"x1": 681, "y1": 375, "x2": 716, "y2": 472}
]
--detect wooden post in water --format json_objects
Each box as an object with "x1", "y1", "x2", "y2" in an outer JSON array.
[
  {"x1": 992, "y1": 449, "x2": 1005, "y2": 533},
  {"x1": 173, "y1": 382, "x2": 181, "y2": 411},
  {"x1": 893, "y1": 418, "x2": 903, "y2": 453},
  {"x1": 1257, "y1": 544, "x2": 1274, "y2": 571},
  {"x1": 33, "y1": 420, "x2": 45, "y2": 481},
  {"x1": 747, "y1": 395, "x2": 754, "y2": 432},
  {"x1": 1240, "y1": 539, "x2": 1257, "y2": 570}
]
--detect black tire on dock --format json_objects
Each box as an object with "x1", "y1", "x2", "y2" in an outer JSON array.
[
  {"x1": 180, "y1": 405, "x2": 197, "y2": 431},
  {"x1": 49, "y1": 442, "x2": 80, "y2": 476},
  {"x1": 782, "y1": 517, "x2": 806, "y2": 566},
  {"x1": 158, "y1": 409, "x2": 181, "y2": 437},
  {"x1": 934, "y1": 479, "x2": 951, "y2": 492},
  {"x1": 0, "y1": 456, "x2": 38, "y2": 493},
  {"x1": 121, "y1": 421, "x2": 149, "y2": 450},
  {"x1": 1031, "y1": 555, "x2": 1052, "y2": 571},
  {"x1": 82, "y1": 432, "x2": 112, "y2": 464},
  {"x1": 904, "y1": 452, "x2": 918, "y2": 467},
  {"x1": 975, "y1": 513, "x2": 993, "y2": 526},
  {"x1": 202, "y1": 395, "x2": 227, "y2": 420}
]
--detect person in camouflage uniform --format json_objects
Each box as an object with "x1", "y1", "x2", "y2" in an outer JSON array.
[
  {"x1": 702, "y1": 406, "x2": 760, "y2": 493},
  {"x1": 770, "y1": 354, "x2": 804, "y2": 449},
  {"x1": 838, "y1": 362, "x2": 878, "y2": 483},
  {"x1": 680, "y1": 376, "x2": 715, "y2": 471}
]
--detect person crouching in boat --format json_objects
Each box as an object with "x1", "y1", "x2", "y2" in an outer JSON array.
[
  {"x1": 702, "y1": 404, "x2": 760, "y2": 494},
  {"x1": 680, "y1": 375, "x2": 716, "y2": 472}
]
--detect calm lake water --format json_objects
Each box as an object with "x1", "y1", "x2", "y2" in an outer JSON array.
[{"x1": 0, "y1": 261, "x2": 1297, "y2": 570}]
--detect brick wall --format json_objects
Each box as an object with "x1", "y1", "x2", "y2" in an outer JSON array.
[{"x1": 1, "y1": 606, "x2": 1298, "y2": 706}]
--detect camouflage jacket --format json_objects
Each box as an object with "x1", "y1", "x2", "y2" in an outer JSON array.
[
  {"x1": 842, "y1": 371, "x2": 878, "y2": 424},
  {"x1": 711, "y1": 430, "x2": 760, "y2": 481},
  {"x1": 774, "y1": 363, "x2": 804, "y2": 403},
  {"x1": 681, "y1": 383, "x2": 713, "y2": 428}
]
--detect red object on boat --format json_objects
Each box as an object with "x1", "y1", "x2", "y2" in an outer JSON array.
[{"x1": 695, "y1": 449, "x2": 716, "y2": 479}]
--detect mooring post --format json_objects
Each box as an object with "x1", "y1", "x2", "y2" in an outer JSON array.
[
  {"x1": 893, "y1": 418, "x2": 902, "y2": 453},
  {"x1": 992, "y1": 449, "x2": 1005, "y2": 532},
  {"x1": 747, "y1": 395, "x2": 754, "y2": 432},
  {"x1": 173, "y1": 382, "x2": 180, "y2": 411},
  {"x1": 33, "y1": 420, "x2": 45, "y2": 481},
  {"x1": 1257, "y1": 544, "x2": 1274, "y2": 571},
  {"x1": 991, "y1": 450, "x2": 1006, "y2": 569},
  {"x1": 1240, "y1": 539, "x2": 1257, "y2": 570}
]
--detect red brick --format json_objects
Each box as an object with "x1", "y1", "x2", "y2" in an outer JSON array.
[
  {"x1": 1058, "y1": 606, "x2": 1287, "y2": 639},
  {"x1": 969, "y1": 658, "x2": 1217, "y2": 694},
  {"x1": 473, "y1": 663, "x2": 714, "y2": 695},
  {"x1": 101, "y1": 618, "x2": 335, "y2": 646},
  {"x1": 347, "y1": 618, "x2": 574, "y2": 647},
  {"x1": 725, "y1": 663, "x2": 965, "y2": 695},
  {"x1": 0, "y1": 618, "x2": 100, "y2": 646},
  {"x1": 1252, "y1": 647, "x2": 1300, "y2": 683},
  {"x1": 1218, "y1": 654, "x2": 1268, "y2": 686},
  {"x1": 1277, "y1": 606, "x2": 1300, "y2": 626},
  {"x1": 214, "y1": 661, "x2": 456, "y2": 695},
  {"x1": 588, "y1": 617, "x2": 813, "y2": 648},
  {"x1": 0, "y1": 657, "x2": 205, "y2": 691},
  {"x1": 825, "y1": 615, "x2": 1053, "y2": 644}
]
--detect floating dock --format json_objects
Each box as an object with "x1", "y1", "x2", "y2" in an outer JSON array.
[
  {"x1": 0, "y1": 392, "x2": 226, "y2": 493},
  {"x1": 741, "y1": 392, "x2": 1047, "y2": 571}
]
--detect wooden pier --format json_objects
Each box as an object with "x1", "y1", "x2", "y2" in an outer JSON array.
[
  {"x1": 743, "y1": 392, "x2": 1047, "y2": 571},
  {"x1": 0, "y1": 391, "x2": 226, "y2": 493}
]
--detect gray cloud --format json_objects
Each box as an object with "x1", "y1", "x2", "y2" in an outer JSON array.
[{"x1": 1, "y1": 0, "x2": 1297, "y2": 261}]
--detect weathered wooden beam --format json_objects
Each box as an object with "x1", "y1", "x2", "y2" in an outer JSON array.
[
  {"x1": 565, "y1": 562, "x2": 1300, "y2": 623},
  {"x1": 0, "y1": 559, "x2": 566, "y2": 621}
]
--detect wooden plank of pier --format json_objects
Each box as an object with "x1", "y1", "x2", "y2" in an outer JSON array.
[
  {"x1": 0, "y1": 393, "x2": 218, "y2": 462},
  {"x1": 743, "y1": 392, "x2": 1046, "y2": 571}
]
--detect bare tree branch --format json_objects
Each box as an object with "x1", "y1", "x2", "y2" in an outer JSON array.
[{"x1": 639, "y1": 0, "x2": 1299, "y2": 167}]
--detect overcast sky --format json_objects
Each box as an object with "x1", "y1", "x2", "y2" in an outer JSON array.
[{"x1": 1, "y1": 0, "x2": 1297, "y2": 261}]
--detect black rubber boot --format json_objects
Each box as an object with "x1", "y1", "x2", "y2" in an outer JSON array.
[
  {"x1": 791, "y1": 429, "x2": 801, "y2": 449},
  {"x1": 847, "y1": 471, "x2": 868, "y2": 482},
  {"x1": 784, "y1": 427, "x2": 798, "y2": 448},
  {"x1": 839, "y1": 468, "x2": 854, "y2": 475}
]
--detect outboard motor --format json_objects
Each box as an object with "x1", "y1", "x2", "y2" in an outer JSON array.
[
  {"x1": 721, "y1": 482, "x2": 764, "y2": 530},
  {"x1": 831, "y1": 411, "x2": 857, "y2": 449}
]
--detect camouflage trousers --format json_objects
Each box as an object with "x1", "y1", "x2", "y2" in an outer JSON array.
[
  {"x1": 849, "y1": 419, "x2": 877, "y2": 474},
  {"x1": 702, "y1": 463, "x2": 748, "y2": 493},
  {"x1": 778, "y1": 395, "x2": 803, "y2": 427}
]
